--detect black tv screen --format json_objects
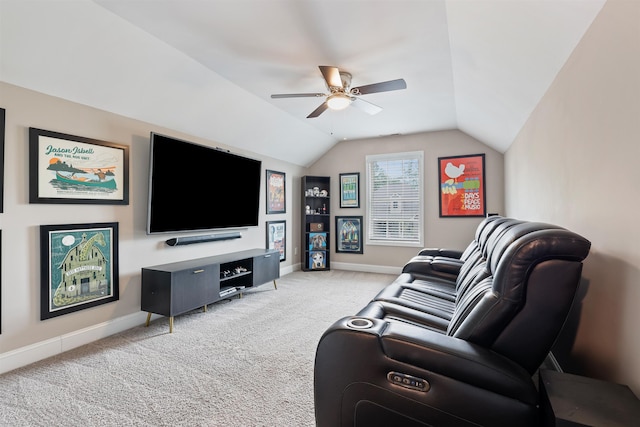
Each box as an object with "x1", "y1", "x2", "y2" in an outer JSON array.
[{"x1": 147, "y1": 133, "x2": 262, "y2": 234}]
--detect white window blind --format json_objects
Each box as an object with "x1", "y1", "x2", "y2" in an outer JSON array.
[{"x1": 366, "y1": 151, "x2": 423, "y2": 247}]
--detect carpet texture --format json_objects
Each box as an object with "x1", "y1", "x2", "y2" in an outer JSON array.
[{"x1": 0, "y1": 270, "x2": 394, "y2": 426}]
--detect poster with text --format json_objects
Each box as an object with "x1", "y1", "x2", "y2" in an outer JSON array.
[{"x1": 438, "y1": 154, "x2": 486, "y2": 217}]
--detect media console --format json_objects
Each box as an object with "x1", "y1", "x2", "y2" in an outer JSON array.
[{"x1": 141, "y1": 248, "x2": 280, "y2": 332}]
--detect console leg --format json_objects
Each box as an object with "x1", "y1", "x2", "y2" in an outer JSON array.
[
  {"x1": 273, "y1": 280, "x2": 278, "y2": 290},
  {"x1": 145, "y1": 312, "x2": 152, "y2": 327},
  {"x1": 169, "y1": 316, "x2": 174, "y2": 333},
  {"x1": 203, "y1": 305, "x2": 207, "y2": 312}
]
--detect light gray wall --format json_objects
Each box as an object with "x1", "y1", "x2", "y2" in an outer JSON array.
[
  {"x1": 505, "y1": 0, "x2": 640, "y2": 393},
  {"x1": 0, "y1": 82, "x2": 305, "y2": 361},
  {"x1": 306, "y1": 130, "x2": 505, "y2": 270}
]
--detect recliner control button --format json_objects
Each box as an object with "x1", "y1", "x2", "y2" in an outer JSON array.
[{"x1": 387, "y1": 371, "x2": 430, "y2": 392}]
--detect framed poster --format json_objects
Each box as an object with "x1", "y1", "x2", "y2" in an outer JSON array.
[
  {"x1": 438, "y1": 153, "x2": 486, "y2": 217},
  {"x1": 266, "y1": 169, "x2": 286, "y2": 214},
  {"x1": 335, "y1": 216, "x2": 363, "y2": 254},
  {"x1": 266, "y1": 220, "x2": 286, "y2": 262},
  {"x1": 40, "y1": 222, "x2": 119, "y2": 320},
  {"x1": 29, "y1": 128, "x2": 129, "y2": 205},
  {"x1": 0, "y1": 107, "x2": 5, "y2": 213},
  {"x1": 339, "y1": 172, "x2": 360, "y2": 208}
]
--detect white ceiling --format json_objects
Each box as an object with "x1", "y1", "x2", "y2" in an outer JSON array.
[{"x1": 0, "y1": 0, "x2": 606, "y2": 166}]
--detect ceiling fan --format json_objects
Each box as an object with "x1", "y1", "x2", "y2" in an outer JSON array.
[{"x1": 271, "y1": 66, "x2": 407, "y2": 118}]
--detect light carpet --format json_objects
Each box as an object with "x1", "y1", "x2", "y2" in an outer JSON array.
[{"x1": 0, "y1": 270, "x2": 395, "y2": 427}]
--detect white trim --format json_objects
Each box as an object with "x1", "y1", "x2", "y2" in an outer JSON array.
[
  {"x1": 331, "y1": 261, "x2": 402, "y2": 276},
  {"x1": 0, "y1": 311, "x2": 148, "y2": 375}
]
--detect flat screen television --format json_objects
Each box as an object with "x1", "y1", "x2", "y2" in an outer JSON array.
[{"x1": 147, "y1": 132, "x2": 262, "y2": 234}]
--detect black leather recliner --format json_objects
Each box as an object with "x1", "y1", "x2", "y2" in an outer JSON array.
[{"x1": 314, "y1": 217, "x2": 591, "y2": 427}]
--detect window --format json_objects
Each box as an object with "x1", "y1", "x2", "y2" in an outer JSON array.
[{"x1": 366, "y1": 151, "x2": 423, "y2": 247}]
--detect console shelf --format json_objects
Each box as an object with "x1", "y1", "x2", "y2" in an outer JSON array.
[{"x1": 141, "y1": 248, "x2": 280, "y2": 332}]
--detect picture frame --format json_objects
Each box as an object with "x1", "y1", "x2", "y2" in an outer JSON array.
[
  {"x1": 339, "y1": 172, "x2": 360, "y2": 208},
  {"x1": 0, "y1": 107, "x2": 5, "y2": 213},
  {"x1": 266, "y1": 220, "x2": 286, "y2": 262},
  {"x1": 40, "y1": 222, "x2": 119, "y2": 320},
  {"x1": 438, "y1": 153, "x2": 486, "y2": 217},
  {"x1": 266, "y1": 169, "x2": 286, "y2": 214},
  {"x1": 335, "y1": 216, "x2": 363, "y2": 254},
  {"x1": 29, "y1": 128, "x2": 129, "y2": 205}
]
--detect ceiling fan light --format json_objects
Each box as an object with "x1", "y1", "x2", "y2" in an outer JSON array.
[{"x1": 327, "y1": 93, "x2": 352, "y2": 110}]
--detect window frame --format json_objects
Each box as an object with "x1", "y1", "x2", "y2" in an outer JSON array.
[{"x1": 365, "y1": 151, "x2": 424, "y2": 248}]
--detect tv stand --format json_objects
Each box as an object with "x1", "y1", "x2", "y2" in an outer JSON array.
[{"x1": 141, "y1": 248, "x2": 280, "y2": 332}]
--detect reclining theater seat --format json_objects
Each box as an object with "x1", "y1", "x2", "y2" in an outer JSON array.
[
  {"x1": 314, "y1": 219, "x2": 591, "y2": 427},
  {"x1": 362, "y1": 217, "x2": 538, "y2": 328}
]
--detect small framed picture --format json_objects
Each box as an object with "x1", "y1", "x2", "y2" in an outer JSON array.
[
  {"x1": 339, "y1": 172, "x2": 360, "y2": 208},
  {"x1": 335, "y1": 216, "x2": 363, "y2": 254},
  {"x1": 309, "y1": 251, "x2": 327, "y2": 270},
  {"x1": 266, "y1": 169, "x2": 286, "y2": 214},
  {"x1": 308, "y1": 232, "x2": 327, "y2": 251},
  {"x1": 266, "y1": 220, "x2": 286, "y2": 262},
  {"x1": 29, "y1": 128, "x2": 129, "y2": 205},
  {"x1": 0, "y1": 107, "x2": 5, "y2": 213},
  {"x1": 40, "y1": 222, "x2": 120, "y2": 320},
  {"x1": 438, "y1": 153, "x2": 486, "y2": 217}
]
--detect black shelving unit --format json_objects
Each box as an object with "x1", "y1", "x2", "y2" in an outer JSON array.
[{"x1": 301, "y1": 176, "x2": 330, "y2": 271}]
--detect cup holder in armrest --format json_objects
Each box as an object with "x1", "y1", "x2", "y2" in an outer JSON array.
[{"x1": 347, "y1": 318, "x2": 374, "y2": 329}]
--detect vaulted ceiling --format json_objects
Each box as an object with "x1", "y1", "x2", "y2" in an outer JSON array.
[{"x1": 1, "y1": 0, "x2": 606, "y2": 166}]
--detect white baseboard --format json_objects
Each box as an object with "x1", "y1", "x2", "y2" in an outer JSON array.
[
  {"x1": 332, "y1": 262, "x2": 402, "y2": 275},
  {"x1": 0, "y1": 265, "x2": 393, "y2": 375},
  {"x1": 0, "y1": 311, "x2": 148, "y2": 375},
  {"x1": 289, "y1": 261, "x2": 400, "y2": 275}
]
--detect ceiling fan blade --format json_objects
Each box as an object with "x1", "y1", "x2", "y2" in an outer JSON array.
[
  {"x1": 352, "y1": 97, "x2": 383, "y2": 115},
  {"x1": 307, "y1": 101, "x2": 329, "y2": 118},
  {"x1": 319, "y1": 66, "x2": 343, "y2": 88},
  {"x1": 352, "y1": 78, "x2": 407, "y2": 95},
  {"x1": 271, "y1": 93, "x2": 325, "y2": 99}
]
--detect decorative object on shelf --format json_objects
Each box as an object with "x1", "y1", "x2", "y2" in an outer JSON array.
[
  {"x1": 309, "y1": 232, "x2": 327, "y2": 251},
  {"x1": 336, "y1": 216, "x2": 363, "y2": 254},
  {"x1": 0, "y1": 107, "x2": 5, "y2": 213},
  {"x1": 339, "y1": 172, "x2": 360, "y2": 208},
  {"x1": 266, "y1": 169, "x2": 286, "y2": 214},
  {"x1": 310, "y1": 222, "x2": 324, "y2": 232},
  {"x1": 438, "y1": 153, "x2": 486, "y2": 217},
  {"x1": 28, "y1": 128, "x2": 129, "y2": 205},
  {"x1": 39, "y1": 222, "x2": 120, "y2": 320},
  {"x1": 309, "y1": 251, "x2": 327, "y2": 270},
  {"x1": 266, "y1": 220, "x2": 286, "y2": 262}
]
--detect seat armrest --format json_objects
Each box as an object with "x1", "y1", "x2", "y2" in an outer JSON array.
[
  {"x1": 430, "y1": 257, "x2": 464, "y2": 274},
  {"x1": 417, "y1": 248, "x2": 464, "y2": 258},
  {"x1": 402, "y1": 256, "x2": 463, "y2": 280},
  {"x1": 380, "y1": 320, "x2": 537, "y2": 404}
]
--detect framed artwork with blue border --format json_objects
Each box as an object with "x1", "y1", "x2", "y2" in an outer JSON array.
[
  {"x1": 339, "y1": 172, "x2": 360, "y2": 208},
  {"x1": 335, "y1": 216, "x2": 363, "y2": 254},
  {"x1": 40, "y1": 222, "x2": 119, "y2": 320}
]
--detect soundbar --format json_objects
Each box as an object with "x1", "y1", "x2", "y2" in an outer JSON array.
[{"x1": 165, "y1": 232, "x2": 242, "y2": 246}]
